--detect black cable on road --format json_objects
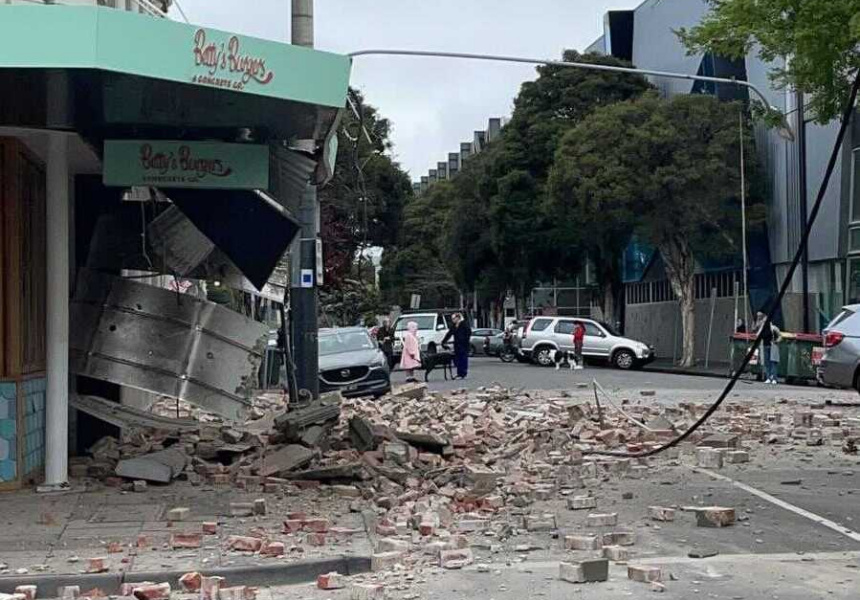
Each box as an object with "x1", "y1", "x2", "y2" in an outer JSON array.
[{"x1": 585, "y1": 70, "x2": 860, "y2": 459}]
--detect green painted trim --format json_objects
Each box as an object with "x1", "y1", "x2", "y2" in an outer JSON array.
[
  {"x1": 104, "y1": 140, "x2": 270, "y2": 189},
  {"x1": 0, "y1": 6, "x2": 351, "y2": 109}
]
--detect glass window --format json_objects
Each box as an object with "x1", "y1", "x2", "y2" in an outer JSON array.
[
  {"x1": 395, "y1": 316, "x2": 436, "y2": 331},
  {"x1": 583, "y1": 322, "x2": 605, "y2": 337},
  {"x1": 852, "y1": 149, "x2": 860, "y2": 222},
  {"x1": 529, "y1": 318, "x2": 553, "y2": 332},
  {"x1": 318, "y1": 331, "x2": 376, "y2": 356},
  {"x1": 850, "y1": 228, "x2": 860, "y2": 253},
  {"x1": 847, "y1": 259, "x2": 860, "y2": 305},
  {"x1": 555, "y1": 320, "x2": 575, "y2": 334}
]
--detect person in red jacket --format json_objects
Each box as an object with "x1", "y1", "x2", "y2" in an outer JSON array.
[{"x1": 572, "y1": 321, "x2": 586, "y2": 370}]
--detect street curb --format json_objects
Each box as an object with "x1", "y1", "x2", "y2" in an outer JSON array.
[
  {"x1": 0, "y1": 555, "x2": 371, "y2": 595},
  {"x1": 641, "y1": 365, "x2": 729, "y2": 380}
]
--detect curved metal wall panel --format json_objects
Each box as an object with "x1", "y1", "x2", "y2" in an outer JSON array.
[{"x1": 70, "y1": 270, "x2": 267, "y2": 422}]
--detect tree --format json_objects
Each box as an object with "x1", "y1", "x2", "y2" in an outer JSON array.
[
  {"x1": 551, "y1": 93, "x2": 759, "y2": 366},
  {"x1": 678, "y1": 0, "x2": 860, "y2": 123},
  {"x1": 378, "y1": 181, "x2": 460, "y2": 309},
  {"x1": 319, "y1": 90, "x2": 412, "y2": 289}
]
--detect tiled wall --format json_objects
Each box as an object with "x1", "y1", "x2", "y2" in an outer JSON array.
[
  {"x1": 21, "y1": 378, "x2": 46, "y2": 477},
  {"x1": 0, "y1": 382, "x2": 17, "y2": 483}
]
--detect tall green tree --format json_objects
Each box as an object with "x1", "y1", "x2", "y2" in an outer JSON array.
[
  {"x1": 551, "y1": 94, "x2": 758, "y2": 366},
  {"x1": 319, "y1": 90, "x2": 412, "y2": 288},
  {"x1": 678, "y1": 0, "x2": 860, "y2": 122}
]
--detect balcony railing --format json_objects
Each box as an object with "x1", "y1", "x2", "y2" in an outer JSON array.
[{"x1": 2, "y1": 0, "x2": 171, "y2": 19}]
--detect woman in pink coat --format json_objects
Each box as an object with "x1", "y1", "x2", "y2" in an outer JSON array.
[{"x1": 399, "y1": 321, "x2": 421, "y2": 382}]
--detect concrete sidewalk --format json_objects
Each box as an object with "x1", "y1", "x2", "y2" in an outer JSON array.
[{"x1": 0, "y1": 478, "x2": 372, "y2": 594}]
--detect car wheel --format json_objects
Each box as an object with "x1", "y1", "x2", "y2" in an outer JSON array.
[
  {"x1": 613, "y1": 349, "x2": 636, "y2": 370},
  {"x1": 534, "y1": 346, "x2": 555, "y2": 367}
]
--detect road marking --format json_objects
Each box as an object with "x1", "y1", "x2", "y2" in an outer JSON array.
[{"x1": 689, "y1": 465, "x2": 860, "y2": 544}]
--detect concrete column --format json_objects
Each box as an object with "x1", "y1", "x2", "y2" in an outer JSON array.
[{"x1": 41, "y1": 133, "x2": 70, "y2": 491}]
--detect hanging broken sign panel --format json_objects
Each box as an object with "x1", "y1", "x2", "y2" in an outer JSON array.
[{"x1": 70, "y1": 270, "x2": 268, "y2": 422}]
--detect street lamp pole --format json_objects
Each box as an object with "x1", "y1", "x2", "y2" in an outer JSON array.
[{"x1": 348, "y1": 49, "x2": 795, "y2": 139}]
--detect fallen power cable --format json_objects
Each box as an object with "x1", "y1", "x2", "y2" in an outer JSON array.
[{"x1": 584, "y1": 69, "x2": 860, "y2": 459}]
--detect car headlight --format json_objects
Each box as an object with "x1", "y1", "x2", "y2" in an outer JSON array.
[{"x1": 371, "y1": 355, "x2": 386, "y2": 368}]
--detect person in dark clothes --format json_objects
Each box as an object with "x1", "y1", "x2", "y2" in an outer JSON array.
[
  {"x1": 442, "y1": 313, "x2": 472, "y2": 379},
  {"x1": 375, "y1": 317, "x2": 396, "y2": 369}
]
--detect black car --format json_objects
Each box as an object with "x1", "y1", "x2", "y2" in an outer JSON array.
[{"x1": 318, "y1": 327, "x2": 391, "y2": 398}]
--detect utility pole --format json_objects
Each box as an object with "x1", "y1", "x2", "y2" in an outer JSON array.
[{"x1": 290, "y1": 0, "x2": 320, "y2": 401}]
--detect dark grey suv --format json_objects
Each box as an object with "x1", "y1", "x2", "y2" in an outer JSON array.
[{"x1": 318, "y1": 327, "x2": 391, "y2": 398}]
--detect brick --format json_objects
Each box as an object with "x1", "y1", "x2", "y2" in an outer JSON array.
[
  {"x1": 253, "y1": 499, "x2": 267, "y2": 515},
  {"x1": 567, "y1": 495, "x2": 597, "y2": 510},
  {"x1": 305, "y1": 532, "x2": 327, "y2": 546},
  {"x1": 564, "y1": 535, "x2": 601, "y2": 551},
  {"x1": 419, "y1": 522, "x2": 435, "y2": 536},
  {"x1": 166, "y1": 507, "x2": 190, "y2": 522},
  {"x1": 227, "y1": 535, "x2": 263, "y2": 552},
  {"x1": 350, "y1": 583, "x2": 385, "y2": 600},
  {"x1": 483, "y1": 495, "x2": 505, "y2": 509},
  {"x1": 456, "y1": 519, "x2": 488, "y2": 532},
  {"x1": 304, "y1": 518, "x2": 330, "y2": 533},
  {"x1": 586, "y1": 512, "x2": 618, "y2": 527},
  {"x1": 332, "y1": 485, "x2": 361, "y2": 498},
  {"x1": 524, "y1": 513, "x2": 557, "y2": 531},
  {"x1": 317, "y1": 572, "x2": 347, "y2": 590},
  {"x1": 132, "y1": 480, "x2": 147, "y2": 493},
  {"x1": 439, "y1": 548, "x2": 474, "y2": 569},
  {"x1": 283, "y1": 519, "x2": 304, "y2": 534},
  {"x1": 202, "y1": 521, "x2": 218, "y2": 535},
  {"x1": 178, "y1": 572, "x2": 202, "y2": 593},
  {"x1": 376, "y1": 538, "x2": 410, "y2": 553},
  {"x1": 628, "y1": 565, "x2": 663, "y2": 583},
  {"x1": 696, "y1": 507, "x2": 736, "y2": 528},
  {"x1": 648, "y1": 506, "x2": 676, "y2": 522},
  {"x1": 14, "y1": 586, "x2": 36, "y2": 600},
  {"x1": 699, "y1": 433, "x2": 739, "y2": 449},
  {"x1": 696, "y1": 448, "x2": 723, "y2": 469},
  {"x1": 603, "y1": 531, "x2": 635, "y2": 546},
  {"x1": 375, "y1": 523, "x2": 397, "y2": 536},
  {"x1": 130, "y1": 582, "x2": 171, "y2": 600},
  {"x1": 261, "y1": 541, "x2": 285, "y2": 557},
  {"x1": 170, "y1": 532, "x2": 202, "y2": 549},
  {"x1": 230, "y1": 502, "x2": 255, "y2": 517},
  {"x1": 725, "y1": 450, "x2": 750, "y2": 464},
  {"x1": 199, "y1": 576, "x2": 225, "y2": 600},
  {"x1": 58, "y1": 586, "x2": 80, "y2": 599},
  {"x1": 560, "y1": 558, "x2": 609, "y2": 583},
  {"x1": 559, "y1": 562, "x2": 585, "y2": 583},
  {"x1": 85, "y1": 557, "x2": 107, "y2": 573},
  {"x1": 218, "y1": 586, "x2": 254, "y2": 600},
  {"x1": 371, "y1": 551, "x2": 404, "y2": 572},
  {"x1": 603, "y1": 545, "x2": 631, "y2": 561}
]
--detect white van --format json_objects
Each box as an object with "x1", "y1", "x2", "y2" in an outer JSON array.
[{"x1": 392, "y1": 312, "x2": 455, "y2": 357}]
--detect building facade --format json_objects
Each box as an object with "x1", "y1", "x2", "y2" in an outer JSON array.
[{"x1": 591, "y1": 0, "x2": 853, "y2": 361}]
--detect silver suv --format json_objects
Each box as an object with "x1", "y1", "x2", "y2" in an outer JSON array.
[
  {"x1": 819, "y1": 304, "x2": 860, "y2": 391},
  {"x1": 519, "y1": 316, "x2": 655, "y2": 369}
]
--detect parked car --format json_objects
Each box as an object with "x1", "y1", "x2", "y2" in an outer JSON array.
[
  {"x1": 519, "y1": 316, "x2": 655, "y2": 369},
  {"x1": 471, "y1": 328, "x2": 503, "y2": 355},
  {"x1": 318, "y1": 327, "x2": 391, "y2": 398},
  {"x1": 392, "y1": 310, "x2": 464, "y2": 357},
  {"x1": 819, "y1": 304, "x2": 860, "y2": 391}
]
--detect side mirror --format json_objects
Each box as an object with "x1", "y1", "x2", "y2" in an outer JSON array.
[{"x1": 437, "y1": 324, "x2": 446, "y2": 331}]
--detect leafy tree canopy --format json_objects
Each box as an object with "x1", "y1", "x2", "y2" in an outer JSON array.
[{"x1": 678, "y1": 0, "x2": 860, "y2": 123}]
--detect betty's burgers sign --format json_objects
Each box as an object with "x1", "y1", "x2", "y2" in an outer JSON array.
[
  {"x1": 103, "y1": 140, "x2": 270, "y2": 190},
  {"x1": 191, "y1": 28, "x2": 274, "y2": 92}
]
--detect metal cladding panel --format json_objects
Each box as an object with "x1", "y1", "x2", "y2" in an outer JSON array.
[{"x1": 70, "y1": 270, "x2": 267, "y2": 422}]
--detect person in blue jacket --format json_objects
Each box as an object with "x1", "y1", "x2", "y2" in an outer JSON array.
[{"x1": 442, "y1": 313, "x2": 472, "y2": 380}]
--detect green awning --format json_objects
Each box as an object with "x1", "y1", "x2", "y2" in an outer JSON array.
[{"x1": 0, "y1": 5, "x2": 351, "y2": 109}]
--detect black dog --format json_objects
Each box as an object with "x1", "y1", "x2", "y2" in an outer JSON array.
[{"x1": 422, "y1": 350, "x2": 455, "y2": 382}]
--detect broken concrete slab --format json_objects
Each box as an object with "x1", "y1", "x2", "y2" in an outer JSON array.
[
  {"x1": 115, "y1": 448, "x2": 188, "y2": 483},
  {"x1": 260, "y1": 445, "x2": 315, "y2": 477}
]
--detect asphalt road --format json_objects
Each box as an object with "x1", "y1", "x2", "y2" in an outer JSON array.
[{"x1": 391, "y1": 355, "x2": 857, "y2": 402}]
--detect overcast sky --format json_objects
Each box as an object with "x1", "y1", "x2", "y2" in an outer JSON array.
[{"x1": 171, "y1": 0, "x2": 642, "y2": 179}]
